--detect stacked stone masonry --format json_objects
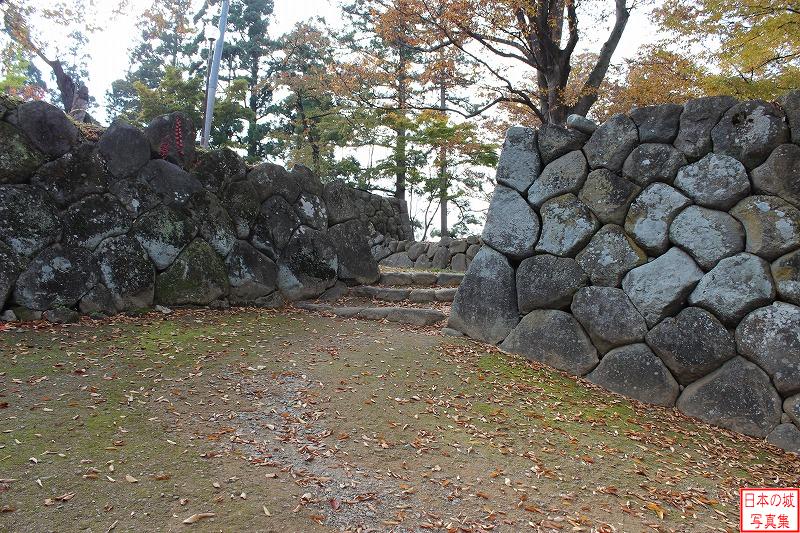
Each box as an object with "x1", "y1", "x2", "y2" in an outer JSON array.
[
  {"x1": 0, "y1": 99, "x2": 386, "y2": 322},
  {"x1": 449, "y1": 92, "x2": 800, "y2": 454},
  {"x1": 374, "y1": 235, "x2": 482, "y2": 272}
]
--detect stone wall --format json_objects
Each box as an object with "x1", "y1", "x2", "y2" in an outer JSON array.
[
  {"x1": 375, "y1": 236, "x2": 482, "y2": 272},
  {"x1": 351, "y1": 188, "x2": 413, "y2": 243},
  {"x1": 448, "y1": 92, "x2": 800, "y2": 453},
  {"x1": 0, "y1": 100, "x2": 380, "y2": 323}
]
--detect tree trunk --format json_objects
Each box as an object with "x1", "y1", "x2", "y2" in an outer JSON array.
[
  {"x1": 394, "y1": 43, "x2": 409, "y2": 201},
  {"x1": 295, "y1": 93, "x2": 322, "y2": 175},
  {"x1": 438, "y1": 82, "x2": 448, "y2": 237},
  {"x1": 247, "y1": 53, "x2": 260, "y2": 158}
]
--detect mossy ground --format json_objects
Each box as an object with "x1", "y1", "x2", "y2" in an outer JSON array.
[{"x1": 0, "y1": 308, "x2": 798, "y2": 532}]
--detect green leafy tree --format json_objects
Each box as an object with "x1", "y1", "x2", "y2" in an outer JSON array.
[
  {"x1": 211, "y1": 0, "x2": 276, "y2": 159},
  {"x1": 409, "y1": 111, "x2": 497, "y2": 239},
  {"x1": 655, "y1": 0, "x2": 799, "y2": 100},
  {"x1": 107, "y1": 0, "x2": 198, "y2": 121},
  {"x1": 132, "y1": 66, "x2": 252, "y2": 148}
]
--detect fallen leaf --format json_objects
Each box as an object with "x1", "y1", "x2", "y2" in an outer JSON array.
[
  {"x1": 646, "y1": 501, "x2": 665, "y2": 519},
  {"x1": 182, "y1": 512, "x2": 215, "y2": 524},
  {"x1": 125, "y1": 475, "x2": 138, "y2": 483}
]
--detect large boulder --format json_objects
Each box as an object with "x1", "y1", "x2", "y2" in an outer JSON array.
[
  {"x1": 290, "y1": 164, "x2": 324, "y2": 196},
  {"x1": 144, "y1": 111, "x2": 196, "y2": 168},
  {"x1": 138, "y1": 159, "x2": 203, "y2": 207},
  {"x1": 778, "y1": 90, "x2": 800, "y2": 144},
  {"x1": 14, "y1": 245, "x2": 98, "y2": 310},
  {"x1": 537, "y1": 123, "x2": 587, "y2": 165},
  {"x1": 225, "y1": 240, "x2": 278, "y2": 303},
  {"x1": 32, "y1": 143, "x2": 110, "y2": 207},
  {"x1": 191, "y1": 147, "x2": 246, "y2": 193},
  {"x1": 751, "y1": 144, "x2": 800, "y2": 208},
  {"x1": 481, "y1": 185, "x2": 540, "y2": 259},
  {"x1": 587, "y1": 344, "x2": 680, "y2": 406},
  {"x1": 94, "y1": 235, "x2": 155, "y2": 310},
  {"x1": 184, "y1": 190, "x2": 236, "y2": 257},
  {"x1": 327, "y1": 219, "x2": 380, "y2": 285},
  {"x1": 527, "y1": 150, "x2": 588, "y2": 208},
  {"x1": 448, "y1": 246, "x2": 519, "y2": 344},
  {"x1": 79, "y1": 284, "x2": 117, "y2": 316},
  {"x1": 131, "y1": 204, "x2": 197, "y2": 270},
  {"x1": 622, "y1": 247, "x2": 704, "y2": 327},
  {"x1": 155, "y1": 239, "x2": 229, "y2": 305},
  {"x1": 495, "y1": 127, "x2": 541, "y2": 193},
  {"x1": 786, "y1": 395, "x2": 800, "y2": 427},
  {"x1": 535, "y1": 194, "x2": 598, "y2": 257},
  {"x1": 248, "y1": 163, "x2": 301, "y2": 203},
  {"x1": 0, "y1": 242, "x2": 22, "y2": 309},
  {"x1": 571, "y1": 286, "x2": 647, "y2": 354},
  {"x1": 673, "y1": 153, "x2": 750, "y2": 210},
  {"x1": 630, "y1": 103, "x2": 683, "y2": 143},
  {"x1": 625, "y1": 183, "x2": 691, "y2": 255},
  {"x1": 575, "y1": 224, "x2": 647, "y2": 287},
  {"x1": 499, "y1": 309, "x2": 598, "y2": 376},
  {"x1": 668, "y1": 206, "x2": 745, "y2": 270},
  {"x1": 323, "y1": 180, "x2": 359, "y2": 226},
  {"x1": 711, "y1": 100, "x2": 789, "y2": 169},
  {"x1": 62, "y1": 193, "x2": 130, "y2": 249},
  {"x1": 622, "y1": 143, "x2": 687, "y2": 187},
  {"x1": 677, "y1": 357, "x2": 782, "y2": 438},
  {"x1": 766, "y1": 424, "x2": 800, "y2": 454},
  {"x1": 294, "y1": 192, "x2": 328, "y2": 231},
  {"x1": 772, "y1": 249, "x2": 800, "y2": 306},
  {"x1": 730, "y1": 195, "x2": 800, "y2": 261},
  {"x1": 108, "y1": 177, "x2": 161, "y2": 218},
  {"x1": 578, "y1": 169, "x2": 640, "y2": 226},
  {"x1": 583, "y1": 114, "x2": 639, "y2": 172},
  {"x1": 688, "y1": 253, "x2": 775, "y2": 326},
  {"x1": 516, "y1": 254, "x2": 587, "y2": 312},
  {"x1": 8, "y1": 100, "x2": 79, "y2": 158},
  {"x1": 252, "y1": 195, "x2": 300, "y2": 252},
  {"x1": 0, "y1": 185, "x2": 60, "y2": 258},
  {"x1": 736, "y1": 302, "x2": 800, "y2": 396},
  {"x1": 277, "y1": 226, "x2": 338, "y2": 300},
  {"x1": 0, "y1": 121, "x2": 46, "y2": 184},
  {"x1": 222, "y1": 180, "x2": 260, "y2": 239},
  {"x1": 381, "y1": 252, "x2": 414, "y2": 268},
  {"x1": 674, "y1": 96, "x2": 738, "y2": 160},
  {"x1": 645, "y1": 306, "x2": 736, "y2": 385},
  {"x1": 98, "y1": 120, "x2": 151, "y2": 179}
]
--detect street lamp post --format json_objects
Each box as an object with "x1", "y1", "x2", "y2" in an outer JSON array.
[
  {"x1": 201, "y1": 0, "x2": 230, "y2": 148},
  {"x1": 201, "y1": 35, "x2": 216, "y2": 137}
]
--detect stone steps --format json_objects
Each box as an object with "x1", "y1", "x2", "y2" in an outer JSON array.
[
  {"x1": 349, "y1": 285, "x2": 458, "y2": 303},
  {"x1": 377, "y1": 271, "x2": 464, "y2": 288},
  {"x1": 295, "y1": 302, "x2": 446, "y2": 326}
]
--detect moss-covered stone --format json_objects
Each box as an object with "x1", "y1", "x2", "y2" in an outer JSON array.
[
  {"x1": 0, "y1": 185, "x2": 60, "y2": 258},
  {"x1": 131, "y1": 204, "x2": 197, "y2": 270},
  {"x1": 0, "y1": 121, "x2": 47, "y2": 184},
  {"x1": 155, "y1": 238, "x2": 229, "y2": 305},
  {"x1": 191, "y1": 147, "x2": 247, "y2": 193}
]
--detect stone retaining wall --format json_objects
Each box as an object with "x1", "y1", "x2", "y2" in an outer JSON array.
[
  {"x1": 0, "y1": 100, "x2": 380, "y2": 322},
  {"x1": 351, "y1": 188, "x2": 413, "y2": 244},
  {"x1": 448, "y1": 92, "x2": 800, "y2": 453},
  {"x1": 374, "y1": 236, "x2": 482, "y2": 272}
]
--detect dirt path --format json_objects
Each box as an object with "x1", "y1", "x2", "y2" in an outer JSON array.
[{"x1": 1, "y1": 308, "x2": 798, "y2": 532}]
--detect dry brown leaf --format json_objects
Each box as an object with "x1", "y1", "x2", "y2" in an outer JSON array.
[
  {"x1": 646, "y1": 502, "x2": 665, "y2": 519},
  {"x1": 182, "y1": 512, "x2": 215, "y2": 524}
]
